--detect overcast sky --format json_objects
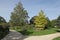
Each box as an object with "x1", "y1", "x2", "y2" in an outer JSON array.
[{"x1": 0, "y1": 0, "x2": 60, "y2": 22}]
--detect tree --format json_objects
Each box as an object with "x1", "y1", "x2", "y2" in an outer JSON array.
[
  {"x1": 9, "y1": 2, "x2": 29, "y2": 27},
  {"x1": 57, "y1": 16, "x2": 60, "y2": 20},
  {"x1": 45, "y1": 17, "x2": 52, "y2": 29},
  {"x1": 0, "y1": 16, "x2": 9, "y2": 39},
  {"x1": 0, "y1": 16, "x2": 9, "y2": 28},
  {"x1": 0, "y1": 16, "x2": 6, "y2": 23},
  {"x1": 34, "y1": 10, "x2": 48, "y2": 30},
  {"x1": 51, "y1": 19, "x2": 57, "y2": 28},
  {"x1": 30, "y1": 16, "x2": 37, "y2": 24},
  {"x1": 56, "y1": 16, "x2": 60, "y2": 28}
]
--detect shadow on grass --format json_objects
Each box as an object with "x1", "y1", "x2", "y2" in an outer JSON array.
[
  {"x1": 55, "y1": 29, "x2": 60, "y2": 32},
  {"x1": 18, "y1": 30, "x2": 33, "y2": 35}
]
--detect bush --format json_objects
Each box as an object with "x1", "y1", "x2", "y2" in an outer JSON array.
[
  {"x1": 16, "y1": 24, "x2": 34, "y2": 35},
  {"x1": 0, "y1": 23, "x2": 9, "y2": 39}
]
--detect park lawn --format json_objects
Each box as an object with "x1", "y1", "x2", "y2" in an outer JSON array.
[
  {"x1": 27, "y1": 28, "x2": 58, "y2": 36},
  {"x1": 16, "y1": 28, "x2": 58, "y2": 36},
  {"x1": 53, "y1": 37, "x2": 60, "y2": 40}
]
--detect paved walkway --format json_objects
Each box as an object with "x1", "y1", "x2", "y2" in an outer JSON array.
[
  {"x1": 1, "y1": 30, "x2": 60, "y2": 40},
  {"x1": 24, "y1": 33, "x2": 60, "y2": 40},
  {"x1": 1, "y1": 30, "x2": 25, "y2": 40}
]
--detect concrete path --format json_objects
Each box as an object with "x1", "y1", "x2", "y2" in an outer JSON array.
[
  {"x1": 1, "y1": 30, "x2": 25, "y2": 40},
  {"x1": 1, "y1": 30, "x2": 60, "y2": 40},
  {"x1": 24, "y1": 33, "x2": 60, "y2": 40}
]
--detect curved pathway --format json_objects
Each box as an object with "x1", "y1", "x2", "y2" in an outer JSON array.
[
  {"x1": 24, "y1": 33, "x2": 60, "y2": 40},
  {"x1": 1, "y1": 30, "x2": 60, "y2": 40},
  {"x1": 1, "y1": 30, "x2": 24, "y2": 40}
]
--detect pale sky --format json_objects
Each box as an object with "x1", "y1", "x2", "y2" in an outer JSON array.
[{"x1": 0, "y1": 0, "x2": 60, "y2": 22}]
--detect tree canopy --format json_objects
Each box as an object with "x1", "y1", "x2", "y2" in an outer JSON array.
[
  {"x1": 0, "y1": 16, "x2": 6, "y2": 23},
  {"x1": 9, "y1": 2, "x2": 29, "y2": 27},
  {"x1": 34, "y1": 10, "x2": 48, "y2": 30},
  {"x1": 56, "y1": 15, "x2": 60, "y2": 28}
]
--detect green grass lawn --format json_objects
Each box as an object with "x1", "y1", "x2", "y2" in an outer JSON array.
[
  {"x1": 53, "y1": 37, "x2": 60, "y2": 40},
  {"x1": 28, "y1": 28, "x2": 58, "y2": 36},
  {"x1": 16, "y1": 28, "x2": 58, "y2": 36}
]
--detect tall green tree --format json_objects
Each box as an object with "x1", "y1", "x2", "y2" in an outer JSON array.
[
  {"x1": 56, "y1": 16, "x2": 60, "y2": 28},
  {"x1": 51, "y1": 19, "x2": 57, "y2": 28},
  {"x1": 9, "y1": 2, "x2": 29, "y2": 27},
  {"x1": 34, "y1": 10, "x2": 48, "y2": 30},
  {"x1": 45, "y1": 17, "x2": 52, "y2": 29}
]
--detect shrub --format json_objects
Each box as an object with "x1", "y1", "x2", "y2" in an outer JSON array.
[
  {"x1": 17, "y1": 24, "x2": 34, "y2": 35},
  {"x1": 0, "y1": 23, "x2": 9, "y2": 39}
]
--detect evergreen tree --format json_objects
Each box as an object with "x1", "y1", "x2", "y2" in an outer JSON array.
[
  {"x1": 30, "y1": 16, "x2": 37, "y2": 24},
  {"x1": 56, "y1": 16, "x2": 60, "y2": 28},
  {"x1": 0, "y1": 16, "x2": 6, "y2": 23},
  {"x1": 34, "y1": 10, "x2": 48, "y2": 30},
  {"x1": 51, "y1": 19, "x2": 57, "y2": 28},
  {"x1": 45, "y1": 17, "x2": 52, "y2": 29},
  {"x1": 9, "y1": 2, "x2": 29, "y2": 27}
]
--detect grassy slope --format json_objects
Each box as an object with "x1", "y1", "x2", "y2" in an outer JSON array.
[
  {"x1": 10, "y1": 27, "x2": 58, "y2": 36},
  {"x1": 53, "y1": 37, "x2": 60, "y2": 40},
  {"x1": 28, "y1": 28, "x2": 57, "y2": 36}
]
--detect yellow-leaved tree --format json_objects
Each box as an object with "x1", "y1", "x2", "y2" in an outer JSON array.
[{"x1": 34, "y1": 10, "x2": 48, "y2": 30}]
